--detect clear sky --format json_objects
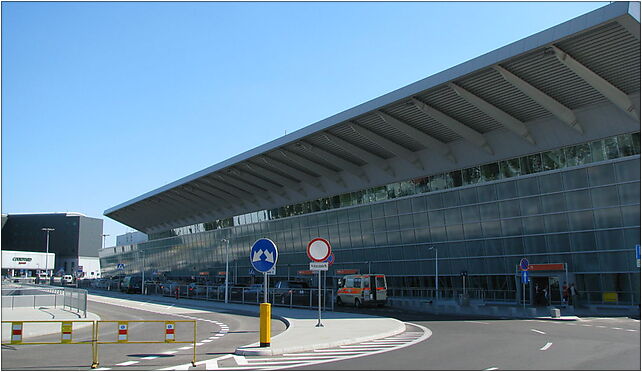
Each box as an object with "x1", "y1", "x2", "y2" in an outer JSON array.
[{"x1": 2, "y1": 1, "x2": 609, "y2": 247}]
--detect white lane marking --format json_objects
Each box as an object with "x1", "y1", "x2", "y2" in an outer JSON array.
[
  {"x1": 209, "y1": 336, "x2": 220, "y2": 339},
  {"x1": 215, "y1": 333, "x2": 225, "y2": 336},
  {"x1": 165, "y1": 350, "x2": 178, "y2": 354},
  {"x1": 142, "y1": 356, "x2": 159, "y2": 360},
  {"x1": 485, "y1": 368, "x2": 499, "y2": 371},
  {"x1": 626, "y1": 329, "x2": 637, "y2": 332},
  {"x1": 596, "y1": 325, "x2": 607, "y2": 328},
  {"x1": 612, "y1": 327, "x2": 623, "y2": 330},
  {"x1": 582, "y1": 324, "x2": 593, "y2": 327},
  {"x1": 95, "y1": 368, "x2": 111, "y2": 371},
  {"x1": 339, "y1": 345, "x2": 387, "y2": 349},
  {"x1": 202, "y1": 339, "x2": 213, "y2": 343},
  {"x1": 530, "y1": 329, "x2": 546, "y2": 335},
  {"x1": 540, "y1": 342, "x2": 553, "y2": 351},
  {"x1": 464, "y1": 321, "x2": 490, "y2": 325},
  {"x1": 116, "y1": 361, "x2": 139, "y2": 366},
  {"x1": 195, "y1": 342, "x2": 204, "y2": 346},
  {"x1": 178, "y1": 346, "x2": 192, "y2": 350},
  {"x1": 316, "y1": 348, "x2": 386, "y2": 352},
  {"x1": 180, "y1": 323, "x2": 432, "y2": 371},
  {"x1": 250, "y1": 356, "x2": 339, "y2": 361}
]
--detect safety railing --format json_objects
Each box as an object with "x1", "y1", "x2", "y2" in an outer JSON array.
[
  {"x1": 6, "y1": 283, "x2": 88, "y2": 317},
  {"x1": 1, "y1": 319, "x2": 197, "y2": 369}
]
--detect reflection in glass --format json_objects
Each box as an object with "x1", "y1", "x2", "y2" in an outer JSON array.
[
  {"x1": 542, "y1": 149, "x2": 565, "y2": 170},
  {"x1": 481, "y1": 163, "x2": 500, "y2": 181},
  {"x1": 604, "y1": 137, "x2": 619, "y2": 160},
  {"x1": 565, "y1": 143, "x2": 591, "y2": 167},
  {"x1": 463, "y1": 166, "x2": 481, "y2": 185},
  {"x1": 520, "y1": 154, "x2": 542, "y2": 174}
]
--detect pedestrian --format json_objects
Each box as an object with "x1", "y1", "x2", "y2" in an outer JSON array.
[
  {"x1": 542, "y1": 288, "x2": 549, "y2": 306},
  {"x1": 570, "y1": 283, "x2": 578, "y2": 306},
  {"x1": 562, "y1": 282, "x2": 569, "y2": 305}
]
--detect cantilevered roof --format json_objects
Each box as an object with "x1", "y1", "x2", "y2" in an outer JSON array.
[{"x1": 105, "y1": 2, "x2": 641, "y2": 234}]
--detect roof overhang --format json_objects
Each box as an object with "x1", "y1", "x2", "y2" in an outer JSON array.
[{"x1": 105, "y1": 2, "x2": 641, "y2": 234}]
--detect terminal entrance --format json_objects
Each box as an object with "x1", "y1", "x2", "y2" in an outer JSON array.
[
  {"x1": 530, "y1": 276, "x2": 562, "y2": 306},
  {"x1": 516, "y1": 263, "x2": 568, "y2": 307}
]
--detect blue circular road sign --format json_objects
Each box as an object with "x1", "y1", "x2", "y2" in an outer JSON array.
[
  {"x1": 250, "y1": 238, "x2": 278, "y2": 273},
  {"x1": 520, "y1": 258, "x2": 529, "y2": 271}
]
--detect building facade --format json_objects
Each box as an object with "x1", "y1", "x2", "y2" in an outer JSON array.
[
  {"x1": 102, "y1": 3, "x2": 640, "y2": 307},
  {"x1": 2, "y1": 213, "x2": 103, "y2": 278}
]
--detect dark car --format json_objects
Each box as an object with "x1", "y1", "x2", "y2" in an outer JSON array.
[
  {"x1": 121, "y1": 276, "x2": 142, "y2": 294},
  {"x1": 274, "y1": 280, "x2": 312, "y2": 305}
]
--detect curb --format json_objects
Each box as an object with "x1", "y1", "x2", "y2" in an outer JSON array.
[{"x1": 235, "y1": 318, "x2": 406, "y2": 356}]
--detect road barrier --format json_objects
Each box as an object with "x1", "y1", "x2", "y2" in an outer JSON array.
[{"x1": 2, "y1": 319, "x2": 197, "y2": 369}]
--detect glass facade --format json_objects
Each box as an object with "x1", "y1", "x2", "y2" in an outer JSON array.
[{"x1": 102, "y1": 133, "x2": 641, "y2": 305}]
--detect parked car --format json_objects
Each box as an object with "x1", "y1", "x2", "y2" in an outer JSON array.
[
  {"x1": 62, "y1": 275, "x2": 74, "y2": 285},
  {"x1": 187, "y1": 282, "x2": 208, "y2": 297},
  {"x1": 273, "y1": 281, "x2": 311, "y2": 305},
  {"x1": 121, "y1": 275, "x2": 143, "y2": 293}
]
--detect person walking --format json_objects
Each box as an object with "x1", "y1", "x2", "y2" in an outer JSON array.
[{"x1": 569, "y1": 283, "x2": 578, "y2": 306}]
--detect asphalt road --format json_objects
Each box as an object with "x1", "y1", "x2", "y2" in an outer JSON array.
[
  {"x1": 293, "y1": 307, "x2": 641, "y2": 371},
  {"x1": 1, "y1": 295, "x2": 286, "y2": 370}
]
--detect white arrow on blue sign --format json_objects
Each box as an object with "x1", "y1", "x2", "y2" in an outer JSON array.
[
  {"x1": 250, "y1": 238, "x2": 278, "y2": 273},
  {"x1": 521, "y1": 270, "x2": 529, "y2": 284}
]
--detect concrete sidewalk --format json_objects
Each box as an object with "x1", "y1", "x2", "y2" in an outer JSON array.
[
  {"x1": 1, "y1": 306, "x2": 101, "y2": 342},
  {"x1": 85, "y1": 291, "x2": 406, "y2": 357}
]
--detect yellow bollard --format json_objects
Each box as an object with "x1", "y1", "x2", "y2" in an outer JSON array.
[{"x1": 259, "y1": 303, "x2": 271, "y2": 347}]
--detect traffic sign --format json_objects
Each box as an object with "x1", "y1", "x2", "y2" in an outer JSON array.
[
  {"x1": 250, "y1": 238, "x2": 278, "y2": 273},
  {"x1": 636, "y1": 244, "x2": 640, "y2": 268},
  {"x1": 520, "y1": 258, "x2": 529, "y2": 271},
  {"x1": 307, "y1": 238, "x2": 332, "y2": 262},
  {"x1": 310, "y1": 262, "x2": 329, "y2": 271},
  {"x1": 521, "y1": 270, "x2": 529, "y2": 284},
  {"x1": 324, "y1": 253, "x2": 335, "y2": 266},
  {"x1": 116, "y1": 263, "x2": 125, "y2": 270}
]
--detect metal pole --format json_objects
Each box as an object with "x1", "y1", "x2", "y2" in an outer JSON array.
[
  {"x1": 42, "y1": 228, "x2": 55, "y2": 278},
  {"x1": 141, "y1": 250, "x2": 145, "y2": 295},
  {"x1": 223, "y1": 239, "x2": 229, "y2": 304},
  {"x1": 264, "y1": 272, "x2": 268, "y2": 303},
  {"x1": 435, "y1": 248, "x2": 439, "y2": 302},
  {"x1": 316, "y1": 270, "x2": 323, "y2": 327}
]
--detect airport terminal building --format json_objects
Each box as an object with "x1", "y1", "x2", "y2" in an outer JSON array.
[{"x1": 103, "y1": 3, "x2": 640, "y2": 307}]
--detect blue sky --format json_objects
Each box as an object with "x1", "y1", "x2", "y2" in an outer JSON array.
[{"x1": 2, "y1": 1, "x2": 609, "y2": 247}]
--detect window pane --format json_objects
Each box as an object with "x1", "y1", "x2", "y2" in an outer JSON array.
[
  {"x1": 591, "y1": 140, "x2": 606, "y2": 162},
  {"x1": 587, "y1": 164, "x2": 615, "y2": 186},
  {"x1": 632, "y1": 132, "x2": 641, "y2": 154},
  {"x1": 463, "y1": 166, "x2": 481, "y2": 185},
  {"x1": 443, "y1": 191, "x2": 461, "y2": 207},
  {"x1": 480, "y1": 203, "x2": 500, "y2": 220},
  {"x1": 520, "y1": 196, "x2": 541, "y2": 215},
  {"x1": 449, "y1": 170, "x2": 463, "y2": 188},
  {"x1": 481, "y1": 163, "x2": 500, "y2": 182},
  {"x1": 517, "y1": 177, "x2": 540, "y2": 196},
  {"x1": 499, "y1": 200, "x2": 520, "y2": 218},
  {"x1": 544, "y1": 214, "x2": 569, "y2": 232},
  {"x1": 591, "y1": 185, "x2": 619, "y2": 208},
  {"x1": 522, "y1": 216, "x2": 545, "y2": 234},
  {"x1": 593, "y1": 207, "x2": 622, "y2": 229},
  {"x1": 619, "y1": 182, "x2": 641, "y2": 205},
  {"x1": 499, "y1": 158, "x2": 521, "y2": 179},
  {"x1": 568, "y1": 210, "x2": 594, "y2": 230},
  {"x1": 521, "y1": 154, "x2": 542, "y2": 174},
  {"x1": 614, "y1": 159, "x2": 641, "y2": 183},
  {"x1": 604, "y1": 137, "x2": 622, "y2": 160},
  {"x1": 617, "y1": 134, "x2": 635, "y2": 157},
  {"x1": 413, "y1": 177, "x2": 430, "y2": 194},
  {"x1": 564, "y1": 143, "x2": 592, "y2": 167},
  {"x1": 541, "y1": 193, "x2": 567, "y2": 213},
  {"x1": 542, "y1": 148, "x2": 566, "y2": 171},
  {"x1": 430, "y1": 174, "x2": 447, "y2": 191},
  {"x1": 477, "y1": 184, "x2": 497, "y2": 202}
]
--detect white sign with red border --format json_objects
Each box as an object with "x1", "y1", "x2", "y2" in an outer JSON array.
[{"x1": 307, "y1": 238, "x2": 332, "y2": 262}]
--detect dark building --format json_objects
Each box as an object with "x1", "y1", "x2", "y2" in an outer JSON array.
[{"x1": 2, "y1": 213, "x2": 103, "y2": 277}]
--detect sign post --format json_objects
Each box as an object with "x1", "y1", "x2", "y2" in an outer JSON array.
[
  {"x1": 250, "y1": 238, "x2": 278, "y2": 347},
  {"x1": 519, "y1": 258, "x2": 529, "y2": 308},
  {"x1": 307, "y1": 238, "x2": 332, "y2": 328},
  {"x1": 636, "y1": 244, "x2": 640, "y2": 268}
]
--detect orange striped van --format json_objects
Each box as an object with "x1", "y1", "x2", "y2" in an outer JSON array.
[{"x1": 336, "y1": 274, "x2": 387, "y2": 308}]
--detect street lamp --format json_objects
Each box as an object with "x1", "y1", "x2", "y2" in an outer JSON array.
[
  {"x1": 428, "y1": 246, "x2": 438, "y2": 302},
  {"x1": 102, "y1": 234, "x2": 110, "y2": 249},
  {"x1": 221, "y1": 238, "x2": 229, "y2": 303},
  {"x1": 42, "y1": 228, "x2": 55, "y2": 277}
]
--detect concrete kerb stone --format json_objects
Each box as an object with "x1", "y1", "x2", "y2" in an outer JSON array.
[{"x1": 235, "y1": 319, "x2": 406, "y2": 356}]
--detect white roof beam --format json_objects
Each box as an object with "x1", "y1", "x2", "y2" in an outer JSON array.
[
  {"x1": 350, "y1": 123, "x2": 424, "y2": 170},
  {"x1": 411, "y1": 97, "x2": 493, "y2": 155},
  {"x1": 551, "y1": 45, "x2": 639, "y2": 122},
  {"x1": 189, "y1": 184, "x2": 237, "y2": 213},
  {"x1": 493, "y1": 65, "x2": 582, "y2": 133},
  {"x1": 376, "y1": 110, "x2": 455, "y2": 163},
  {"x1": 179, "y1": 185, "x2": 230, "y2": 213},
  {"x1": 230, "y1": 167, "x2": 288, "y2": 198},
  {"x1": 323, "y1": 132, "x2": 394, "y2": 177},
  {"x1": 202, "y1": 177, "x2": 261, "y2": 207},
  {"x1": 193, "y1": 180, "x2": 246, "y2": 208},
  {"x1": 297, "y1": 140, "x2": 369, "y2": 182},
  {"x1": 277, "y1": 149, "x2": 346, "y2": 187},
  {"x1": 244, "y1": 162, "x2": 307, "y2": 197},
  {"x1": 260, "y1": 156, "x2": 325, "y2": 192},
  {"x1": 215, "y1": 174, "x2": 273, "y2": 202},
  {"x1": 449, "y1": 83, "x2": 535, "y2": 144}
]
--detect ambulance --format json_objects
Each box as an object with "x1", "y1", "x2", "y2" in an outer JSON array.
[{"x1": 336, "y1": 274, "x2": 387, "y2": 307}]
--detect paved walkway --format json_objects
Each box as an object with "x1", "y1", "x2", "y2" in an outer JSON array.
[
  {"x1": 1, "y1": 306, "x2": 101, "y2": 342},
  {"x1": 2, "y1": 290, "x2": 406, "y2": 357}
]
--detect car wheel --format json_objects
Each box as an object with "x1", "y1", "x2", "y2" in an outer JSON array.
[
  {"x1": 336, "y1": 296, "x2": 343, "y2": 306},
  {"x1": 355, "y1": 298, "x2": 361, "y2": 308}
]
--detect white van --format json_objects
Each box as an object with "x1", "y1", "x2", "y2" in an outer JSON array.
[
  {"x1": 336, "y1": 274, "x2": 387, "y2": 308},
  {"x1": 62, "y1": 275, "x2": 74, "y2": 285}
]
